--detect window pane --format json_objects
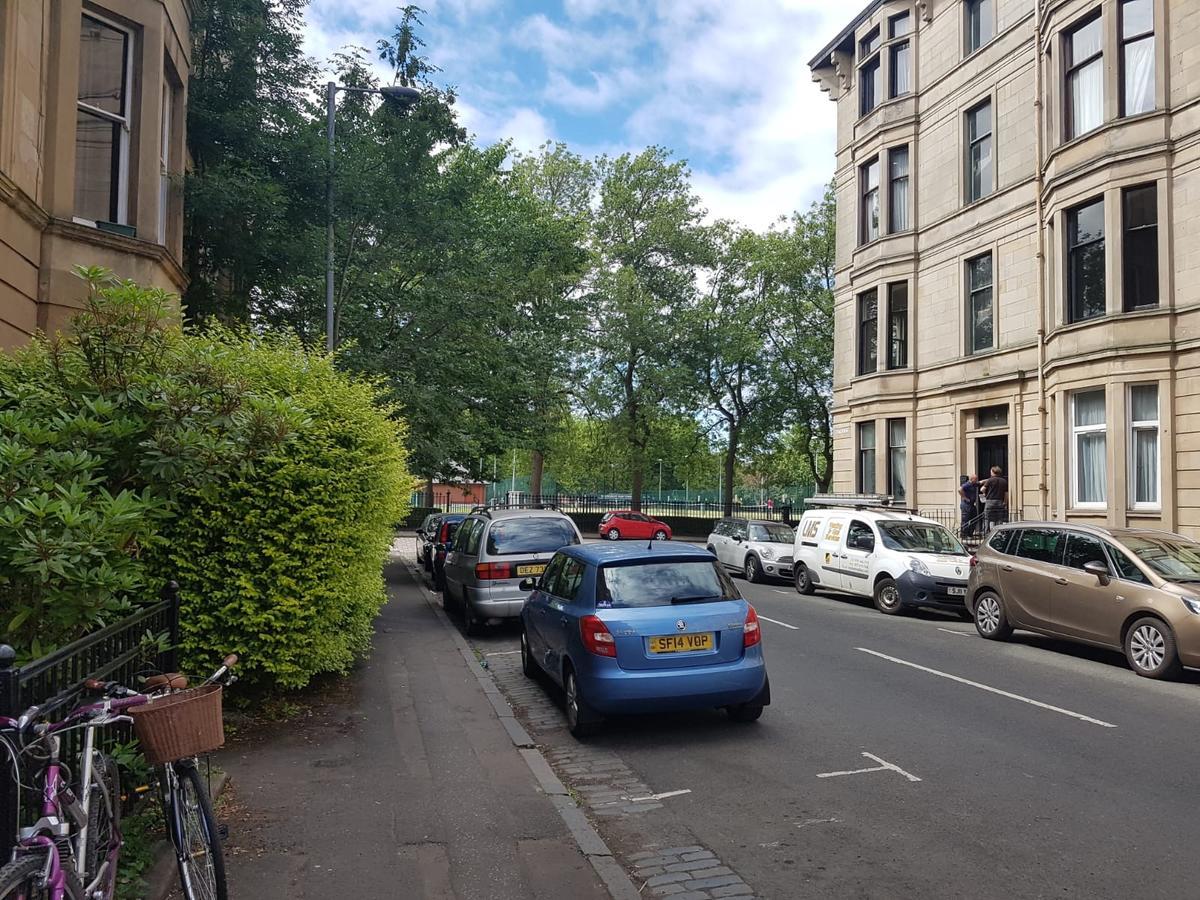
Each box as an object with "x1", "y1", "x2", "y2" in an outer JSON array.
[
  {"x1": 1069, "y1": 59, "x2": 1104, "y2": 137},
  {"x1": 79, "y1": 15, "x2": 128, "y2": 116},
  {"x1": 859, "y1": 422, "x2": 876, "y2": 450},
  {"x1": 859, "y1": 291, "x2": 878, "y2": 373},
  {"x1": 860, "y1": 58, "x2": 880, "y2": 114},
  {"x1": 1015, "y1": 529, "x2": 1064, "y2": 564},
  {"x1": 1108, "y1": 545, "x2": 1149, "y2": 582},
  {"x1": 1122, "y1": 0, "x2": 1153, "y2": 38},
  {"x1": 861, "y1": 29, "x2": 880, "y2": 57},
  {"x1": 1131, "y1": 384, "x2": 1157, "y2": 422},
  {"x1": 1069, "y1": 17, "x2": 1103, "y2": 63},
  {"x1": 889, "y1": 448, "x2": 906, "y2": 499},
  {"x1": 74, "y1": 110, "x2": 120, "y2": 222},
  {"x1": 971, "y1": 287, "x2": 994, "y2": 352},
  {"x1": 1124, "y1": 227, "x2": 1158, "y2": 309},
  {"x1": 1070, "y1": 199, "x2": 1105, "y2": 245},
  {"x1": 1069, "y1": 200, "x2": 1105, "y2": 321},
  {"x1": 1075, "y1": 432, "x2": 1107, "y2": 503},
  {"x1": 889, "y1": 148, "x2": 909, "y2": 231},
  {"x1": 1064, "y1": 534, "x2": 1108, "y2": 570},
  {"x1": 865, "y1": 159, "x2": 880, "y2": 191},
  {"x1": 1123, "y1": 36, "x2": 1155, "y2": 115},
  {"x1": 890, "y1": 13, "x2": 911, "y2": 38},
  {"x1": 1124, "y1": 184, "x2": 1157, "y2": 228},
  {"x1": 888, "y1": 282, "x2": 907, "y2": 368},
  {"x1": 967, "y1": 0, "x2": 994, "y2": 52},
  {"x1": 1074, "y1": 390, "x2": 1106, "y2": 427},
  {"x1": 1133, "y1": 428, "x2": 1159, "y2": 504},
  {"x1": 889, "y1": 419, "x2": 906, "y2": 447},
  {"x1": 968, "y1": 253, "x2": 993, "y2": 290},
  {"x1": 967, "y1": 103, "x2": 990, "y2": 142},
  {"x1": 890, "y1": 42, "x2": 911, "y2": 96},
  {"x1": 970, "y1": 135, "x2": 993, "y2": 201}
]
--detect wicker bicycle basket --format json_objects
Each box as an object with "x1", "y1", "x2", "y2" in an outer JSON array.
[{"x1": 130, "y1": 684, "x2": 225, "y2": 765}]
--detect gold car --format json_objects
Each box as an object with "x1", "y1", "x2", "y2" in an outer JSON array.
[{"x1": 967, "y1": 523, "x2": 1200, "y2": 679}]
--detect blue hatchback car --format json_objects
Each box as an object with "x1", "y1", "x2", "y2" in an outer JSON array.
[{"x1": 519, "y1": 542, "x2": 770, "y2": 737}]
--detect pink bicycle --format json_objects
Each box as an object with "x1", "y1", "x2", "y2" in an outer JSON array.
[{"x1": 0, "y1": 655, "x2": 237, "y2": 900}]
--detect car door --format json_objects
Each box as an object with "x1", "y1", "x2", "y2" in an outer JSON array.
[
  {"x1": 840, "y1": 519, "x2": 876, "y2": 597},
  {"x1": 710, "y1": 521, "x2": 730, "y2": 562},
  {"x1": 1052, "y1": 533, "x2": 1134, "y2": 646},
  {"x1": 526, "y1": 553, "x2": 565, "y2": 670},
  {"x1": 625, "y1": 513, "x2": 649, "y2": 540},
  {"x1": 726, "y1": 520, "x2": 749, "y2": 568},
  {"x1": 442, "y1": 517, "x2": 477, "y2": 597},
  {"x1": 544, "y1": 556, "x2": 588, "y2": 679},
  {"x1": 999, "y1": 528, "x2": 1063, "y2": 627},
  {"x1": 816, "y1": 516, "x2": 848, "y2": 588}
]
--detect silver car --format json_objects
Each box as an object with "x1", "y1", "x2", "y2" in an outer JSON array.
[{"x1": 442, "y1": 507, "x2": 583, "y2": 634}]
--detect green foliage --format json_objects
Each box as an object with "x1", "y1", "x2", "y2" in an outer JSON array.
[{"x1": 114, "y1": 795, "x2": 166, "y2": 900}]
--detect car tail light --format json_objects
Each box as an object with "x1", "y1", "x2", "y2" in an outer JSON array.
[
  {"x1": 580, "y1": 615, "x2": 616, "y2": 657},
  {"x1": 475, "y1": 562, "x2": 514, "y2": 580},
  {"x1": 743, "y1": 605, "x2": 761, "y2": 648},
  {"x1": 439, "y1": 523, "x2": 453, "y2": 541}
]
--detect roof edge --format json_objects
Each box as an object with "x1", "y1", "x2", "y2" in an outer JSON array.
[{"x1": 807, "y1": 0, "x2": 884, "y2": 70}]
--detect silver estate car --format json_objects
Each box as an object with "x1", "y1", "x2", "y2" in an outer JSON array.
[{"x1": 442, "y1": 507, "x2": 583, "y2": 634}]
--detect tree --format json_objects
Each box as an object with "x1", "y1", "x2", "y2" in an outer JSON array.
[{"x1": 583, "y1": 148, "x2": 710, "y2": 510}]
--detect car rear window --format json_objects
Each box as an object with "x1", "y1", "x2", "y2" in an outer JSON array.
[
  {"x1": 597, "y1": 560, "x2": 739, "y2": 609},
  {"x1": 486, "y1": 517, "x2": 579, "y2": 555}
]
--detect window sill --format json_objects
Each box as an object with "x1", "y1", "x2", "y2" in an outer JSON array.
[
  {"x1": 962, "y1": 191, "x2": 996, "y2": 211},
  {"x1": 1066, "y1": 506, "x2": 1108, "y2": 514},
  {"x1": 964, "y1": 345, "x2": 1001, "y2": 360},
  {"x1": 1048, "y1": 305, "x2": 1169, "y2": 340}
]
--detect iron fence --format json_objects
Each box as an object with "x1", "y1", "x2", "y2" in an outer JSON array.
[
  {"x1": 917, "y1": 506, "x2": 1024, "y2": 548},
  {"x1": 0, "y1": 582, "x2": 180, "y2": 858},
  {"x1": 419, "y1": 491, "x2": 804, "y2": 522}
]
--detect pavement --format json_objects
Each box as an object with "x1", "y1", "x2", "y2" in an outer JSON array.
[{"x1": 216, "y1": 552, "x2": 612, "y2": 900}]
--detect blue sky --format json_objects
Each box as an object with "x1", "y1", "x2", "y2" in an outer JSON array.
[{"x1": 302, "y1": 0, "x2": 846, "y2": 229}]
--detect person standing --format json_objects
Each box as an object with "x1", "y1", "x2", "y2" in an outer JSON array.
[
  {"x1": 980, "y1": 466, "x2": 1009, "y2": 532},
  {"x1": 958, "y1": 474, "x2": 980, "y2": 538}
]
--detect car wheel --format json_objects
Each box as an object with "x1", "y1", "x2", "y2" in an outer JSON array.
[
  {"x1": 973, "y1": 591, "x2": 1012, "y2": 640},
  {"x1": 520, "y1": 629, "x2": 537, "y2": 679},
  {"x1": 727, "y1": 703, "x2": 764, "y2": 723},
  {"x1": 873, "y1": 577, "x2": 904, "y2": 616},
  {"x1": 606, "y1": 528, "x2": 621, "y2": 541},
  {"x1": 744, "y1": 556, "x2": 762, "y2": 583},
  {"x1": 564, "y1": 668, "x2": 599, "y2": 738},
  {"x1": 1124, "y1": 617, "x2": 1183, "y2": 679},
  {"x1": 653, "y1": 530, "x2": 668, "y2": 541},
  {"x1": 795, "y1": 563, "x2": 815, "y2": 595}
]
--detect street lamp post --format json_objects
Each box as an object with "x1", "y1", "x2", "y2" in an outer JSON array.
[
  {"x1": 326, "y1": 81, "x2": 421, "y2": 353},
  {"x1": 658, "y1": 459, "x2": 663, "y2": 503}
]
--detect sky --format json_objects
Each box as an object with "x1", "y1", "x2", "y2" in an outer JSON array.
[{"x1": 301, "y1": 0, "x2": 848, "y2": 231}]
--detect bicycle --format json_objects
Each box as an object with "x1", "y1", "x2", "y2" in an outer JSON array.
[{"x1": 0, "y1": 654, "x2": 237, "y2": 899}]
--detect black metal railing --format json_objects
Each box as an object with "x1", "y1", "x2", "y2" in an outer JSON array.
[
  {"x1": 918, "y1": 507, "x2": 1025, "y2": 548},
  {"x1": 0, "y1": 582, "x2": 180, "y2": 858},
  {"x1": 423, "y1": 491, "x2": 804, "y2": 522}
]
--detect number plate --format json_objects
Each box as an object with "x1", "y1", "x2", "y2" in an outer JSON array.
[
  {"x1": 948, "y1": 585, "x2": 967, "y2": 596},
  {"x1": 649, "y1": 633, "x2": 714, "y2": 653},
  {"x1": 517, "y1": 564, "x2": 546, "y2": 577}
]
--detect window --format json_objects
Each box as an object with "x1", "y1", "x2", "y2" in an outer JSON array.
[
  {"x1": 486, "y1": 518, "x2": 580, "y2": 555},
  {"x1": 847, "y1": 520, "x2": 875, "y2": 552},
  {"x1": 857, "y1": 422, "x2": 876, "y2": 494},
  {"x1": 965, "y1": 0, "x2": 994, "y2": 55},
  {"x1": 976, "y1": 405, "x2": 1008, "y2": 429},
  {"x1": 858, "y1": 289, "x2": 878, "y2": 375},
  {"x1": 1122, "y1": 184, "x2": 1158, "y2": 310},
  {"x1": 967, "y1": 253, "x2": 994, "y2": 354},
  {"x1": 888, "y1": 146, "x2": 909, "y2": 233},
  {"x1": 1106, "y1": 543, "x2": 1150, "y2": 583},
  {"x1": 1071, "y1": 390, "x2": 1107, "y2": 507},
  {"x1": 1068, "y1": 198, "x2": 1105, "y2": 322},
  {"x1": 987, "y1": 528, "x2": 1015, "y2": 554},
  {"x1": 1015, "y1": 528, "x2": 1065, "y2": 564},
  {"x1": 887, "y1": 282, "x2": 907, "y2": 369},
  {"x1": 1066, "y1": 15, "x2": 1104, "y2": 140},
  {"x1": 859, "y1": 28, "x2": 881, "y2": 117},
  {"x1": 1120, "y1": 0, "x2": 1154, "y2": 116},
  {"x1": 464, "y1": 519, "x2": 485, "y2": 554},
  {"x1": 861, "y1": 158, "x2": 880, "y2": 244},
  {"x1": 965, "y1": 100, "x2": 993, "y2": 203},
  {"x1": 540, "y1": 553, "x2": 566, "y2": 594},
  {"x1": 558, "y1": 558, "x2": 586, "y2": 602},
  {"x1": 598, "y1": 561, "x2": 738, "y2": 609},
  {"x1": 887, "y1": 419, "x2": 906, "y2": 502},
  {"x1": 75, "y1": 14, "x2": 133, "y2": 224},
  {"x1": 1063, "y1": 533, "x2": 1108, "y2": 571},
  {"x1": 159, "y1": 83, "x2": 172, "y2": 244},
  {"x1": 1129, "y1": 384, "x2": 1159, "y2": 508},
  {"x1": 888, "y1": 14, "x2": 911, "y2": 98}
]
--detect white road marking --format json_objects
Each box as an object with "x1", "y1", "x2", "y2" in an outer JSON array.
[
  {"x1": 627, "y1": 789, "x2": 692, "y2": 802},
  {"x1": 485, "y1": 650, "x2": 521, "y2": 656},
  {"x1": 855, "y1": 648, "x2": 1118, "y2": 728},
  {"x1": 817, "y1": 752, "x2": 921, "y2": 783},
  {"x1": 773, "y1": 589, "x2": 791, "y2": 595},
  {"x1": 758, "y1": 615, "x2": 799, "y2": 630},
  {"x1": 937, "y1": 628, "x2": 972, "y2": 637},
  {"x1": 795, "y1": 817, "x2": 841, "y2": 829}
]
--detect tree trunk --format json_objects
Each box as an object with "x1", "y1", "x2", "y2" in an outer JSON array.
[
  {"x1": 723, "y1": 425, "x2": 739, "y2": 518},
  {"x1": 423, "y1": 477, "x2": 435, "y2": 508},
  {"x1": 530, "y1": 449, "x2": 545, "y2": 503},
  {"x1": 631, "y1": 458, "x2": 644, "y2": 512}
]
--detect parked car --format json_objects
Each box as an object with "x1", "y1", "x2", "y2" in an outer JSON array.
[
  {"x1": 599, "y1": 510, "x2": 672, "y2": 542},
  {"x1": 428, "y1": 513, "x2": 466, "y2": 588},
  {"x1": 792, "y1": 504, "x2": 971, "y2": 615},
  {"x1": 442, "y1": 507, "x2": 583, "y2": 634},
  {"x1": 416, "y1": 513, "x2": 442, "y2": 569},
  {"x1": 706, "y1": 518, "x2": 795, "y2": 583},
  {"x1": 519, "y1": 542, "x2": 770, "y2": 737},
  {"x1": 968, "y1": 522, "x2": 1200, "y2": 679}
]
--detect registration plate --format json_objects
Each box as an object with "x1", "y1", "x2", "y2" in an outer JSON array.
[
  {"x1": 517, "y1": 564, "x2": 546, "y2": 577},
  {"x1": 947, "y1": 586, "x2": 966, "y2": 596},
  {"x1": 649, "y1": 633, "x2": 714, "y2": 653}
]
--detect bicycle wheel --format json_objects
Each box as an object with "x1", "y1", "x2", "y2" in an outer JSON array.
[
  {"x1": 84, "y1": 753, "x2": 121, "y2": 891},
  {"x1": 0, "y1": 856, "x2": 50, "y2": 898},
  {"x1": 167, "y1": 761, "x2": 227, "y2": 900}
]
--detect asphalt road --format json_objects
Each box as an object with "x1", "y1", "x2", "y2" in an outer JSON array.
[{"x1": 466, "y1": 560, "x2": 1200, "y2": 899}]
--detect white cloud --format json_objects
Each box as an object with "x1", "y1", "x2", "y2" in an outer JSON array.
[{"x1": 456, "y1": 99, "x2": 555, "y2": 154}]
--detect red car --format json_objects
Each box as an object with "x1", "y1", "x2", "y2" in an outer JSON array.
[{"x1": 599, "y1": 510, "x2": 673, "y2": 541}]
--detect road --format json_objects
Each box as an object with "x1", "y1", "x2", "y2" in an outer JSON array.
[{"x1": 460, "y1": 554, "x2": 1200, "y2": 899}]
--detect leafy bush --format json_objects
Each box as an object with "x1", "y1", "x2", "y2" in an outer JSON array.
[{"x1": 0, "y1": 269, "x2": 411, "y2": 685}]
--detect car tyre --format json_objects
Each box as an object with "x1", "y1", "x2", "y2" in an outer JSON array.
[
  {"x1": 520, "y1": 629, "x2": 537, "y2": 679},
  {"x1": 1124, "y1": 616, "x2": 1183, "y2": 679},
  {"x1": 873, "y1": 577, "x2": 904, "y2": 616},
  {"x1": 606, "y1": 528, "x2": 621, "y2": 541},
  {"x1": 744, "y1": 556, "x2": 763, "y2": 583},
  {"x1": 795, "y1": 563, "x2": 815, "y2": 595},
  {"x1": 727, "y1": 703, "x2": 764, "y2": 723},
  {"x1": 973, "y1": 591, "x2": 1013, "y2": 640},
  {"x1": 564, "y1": 668, "x2": 599, "y2": 738},
  {"x1": 653, "y1": 530, "x2": 668, "y2": 541}
]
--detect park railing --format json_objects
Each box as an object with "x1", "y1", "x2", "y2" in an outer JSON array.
[
  {"x1": 0, "y1": 583, "x2": 180, "y2": 858},
  {"x1": 421, "y1": 491, "x2": 804, "y2": 522}
]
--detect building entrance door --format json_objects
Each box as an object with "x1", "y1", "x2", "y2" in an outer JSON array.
[{"x1": 976, "y1": 435, "x2": 1008, "y2": 479}]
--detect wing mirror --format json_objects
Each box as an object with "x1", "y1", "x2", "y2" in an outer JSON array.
[
  {"x1": 1082, "y1": 560, "x2": 1111, "y2": 586},
  {"x1": 519, "y1": 577, "x2": 537, "y2": 591}
]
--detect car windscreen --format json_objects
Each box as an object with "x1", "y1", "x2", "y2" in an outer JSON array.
[
  {"x1": 1122, "y1": 535, "x2": 1200, "y2": 580},
  {"x1": 597, "y1": 560, "x2": 739, "y2": 609},
  {"x1": 879, "y1": 522, "x2": 966, "y2": 555},
  {"x1": 750, "y1": 524, "x2": 794, "y2": 543},
  {"x1": 485, "y1": 518, "x2": 579, "y2": 556}
]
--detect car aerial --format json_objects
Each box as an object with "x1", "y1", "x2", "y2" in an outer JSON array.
[
  {"x1": 598, "y1": 510, "x2": 673, "y2": 542},
  {"x1": 792, "y1": 496, "x2": 972, "y2": 616},
  {"x1": 442, "y1": 506, "x2": 583, "y2": 634},
  {"x1": 428, "y1": 513, "x2": 466, "y2": 589},
  {"x1": 968, "y1": 522, "x2": 1200, "y2": 679},
  {"x1": 706, "y1": 518, "x2": 795, "y2": 583},
  {"x1": 519, "y1": 542, "x2": 770, "y2": 737}
]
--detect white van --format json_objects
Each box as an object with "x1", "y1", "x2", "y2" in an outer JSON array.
[{"x1": 792, "y1": 501, "x2": 972, "y2": 616}]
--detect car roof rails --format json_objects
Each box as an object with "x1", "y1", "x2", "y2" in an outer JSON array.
[
  {"x1": 804, "y1": 493, "x2": 918, "y2": 514},
  {"x1": 470, "y1": 500, "x2": 560, "y2": 515}
]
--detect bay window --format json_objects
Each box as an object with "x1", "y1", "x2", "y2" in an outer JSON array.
[
  {"x1": 888, "y1": 14, "x2": 911, "y2": 99},
  {"x1": 858, "y1": 289, "x2": 878, "y2": 375},
  {"x1": 1120, "y1": 0, "x2": 1155, "y2": 116},
  {"x1": 75, "y1": 13, "x2": 133, "y2": 225},
  {"x1": 1072, "y1": 390, "x2": 1107, "y2": 507},
  {"x1": 861, "y1": 157, "x2": 880, "y2": 244},
  {"x1": 889, "y1": 146, "x2": 909, "y2": 233},
  {"x1": 1129, "y1": 384, "x2": 1159, "y2": 508},
  {"x1": 1068, "y1": 198, "x2": 1105, "y2": 323},
  {"x1": 1122, "y1": 184, "x2": 1158, "y2": 311},
  {"x1": 887, "y1": 282, "x2": 907, "y2": 369}
]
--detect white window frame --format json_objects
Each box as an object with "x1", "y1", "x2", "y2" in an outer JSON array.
[
  {"x1": 1128, "y1": 383, "x2": 1160, "y2": 510},
  {"x1": 75, "y1": 10, "x2": 134, "y2": 227},
  {"x1": 1071, "y1": 389, "x2": 1108, "y2": 509}
]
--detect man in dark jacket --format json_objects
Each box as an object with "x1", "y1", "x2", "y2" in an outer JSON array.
[
  {"x1": 958, "y1": 474, "x2": 980, "y2": 538},
  {"x1": 980, "y1": 466, "x2": 1008, "y2": 532}
]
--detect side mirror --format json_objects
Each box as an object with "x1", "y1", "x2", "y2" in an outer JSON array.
[
  {"x1": 519, "y1": 577, "x2": 537, "y2": 591},
  {"x1": 1083, "y1": 560, "x2": 1111, "y2": 586}
]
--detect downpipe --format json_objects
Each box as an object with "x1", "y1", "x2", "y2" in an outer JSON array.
[{"x1": 1034, "y1": 0, "x2": 1049, "y2": 519}]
